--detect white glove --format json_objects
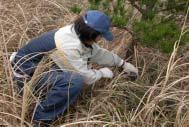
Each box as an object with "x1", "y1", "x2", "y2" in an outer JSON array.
[
  {"x1": 99, "y1": 67, "x2": 114, "y2": 78},
  {"x1": 123, "y1": 62, "x2": 138, "y2": 76}
]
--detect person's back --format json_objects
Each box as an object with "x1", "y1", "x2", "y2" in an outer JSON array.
[{"x1": 12, "y1": 29, "x2": 57, "y2": 76}]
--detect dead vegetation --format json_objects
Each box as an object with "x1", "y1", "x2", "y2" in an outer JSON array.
[{"x1": 0, "y1": 0, "x2": 189, "y2": 127}]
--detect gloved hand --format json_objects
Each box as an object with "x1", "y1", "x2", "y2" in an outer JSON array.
[
  {"x1": 99, "y1": 67, "x2": 114, "y2": 78},
  {"x1": 122, "y1": 61, "x2": 138, "y2": 80}
]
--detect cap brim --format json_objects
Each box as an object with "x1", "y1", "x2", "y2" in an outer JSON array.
[{"x1": 102, "y1": 31, "x2": 114, "y2": 41}]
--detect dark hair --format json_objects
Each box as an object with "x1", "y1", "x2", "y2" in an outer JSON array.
[{"x1": 74, "y1": 16, "x2": 101, "y2": 45}]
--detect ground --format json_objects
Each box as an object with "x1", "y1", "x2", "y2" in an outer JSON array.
[{"x1": 0, "y1": 0, "x2": 189, "y2": 127}]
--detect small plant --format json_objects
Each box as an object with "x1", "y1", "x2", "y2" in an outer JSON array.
[
  {"x1": 111, "y1": 0, "x2": 129, "y2": 27},
  {"x1": 111, "y1": 15, "x2": 128, "y2": 27},
  {"x1": 133, "y1": 20, "x2": 187, "y2": 53},
  {"x1": 88, "y1": 0, "x2": 101, "y2": 10},
  {"x1": 70, "y1": 4, "x2": 82, "y2": 14}
]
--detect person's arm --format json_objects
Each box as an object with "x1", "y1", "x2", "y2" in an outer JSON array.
[
  {"x1": 90, "y1": 44, "x2": 139, "y2": 79},
  {"x1": 51, "y1": 48, "x2": 114, "y2": 85},
  {"x1": 90, "y1": 44, "x2": 124, "y2": 67}
]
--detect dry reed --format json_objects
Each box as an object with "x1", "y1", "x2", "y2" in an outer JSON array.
[{"x1": 0, "y1": 0, "x2": 189, "y2": 127}]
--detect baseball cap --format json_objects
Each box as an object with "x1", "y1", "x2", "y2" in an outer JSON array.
[{"x1": 83, "y1": 10, "x2": 114, "y2": 41}]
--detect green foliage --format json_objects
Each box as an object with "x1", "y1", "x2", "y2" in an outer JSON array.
[
  {"x1": 141, "y1": 0, "x2": 156, "y2": 5},
  {"x1": 88, "y1": 0, "x2": 101, "y2": 10},
  {"x1": 133, "y1": 20, "x2": 183, "y2": 53},
  {"x1": 70, "y1": 5, "x2": 81, "y2": 14},
  {"x1": 111, "y1": 15, "x2": 128, "y2": 27},
  {"x1": 132, "y1": 0, "x2": 189, "y2": 53},
  {"x1": 111, "y1": 0, "x2": 129, "y2": 27},
  {"x1": 145, "y1": 11, "x2": 156, "y2": 20},
  {"x1": 141, "y1": 0, "x2": 149, "y2": 5},
  {"x1": 166, "y1": 0, "x2": 188, "y2": 13}
]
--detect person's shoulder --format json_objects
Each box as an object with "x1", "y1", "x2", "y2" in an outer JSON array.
[
  {"x1": 92, "y1": 43, "x2": 101, "y2": 49},
  {"x1": 59, "y1": 24, "x2": 72, "y2": 32},
  {"x1": 55, "y1": 25, "x2": 82, "y2": 50},
  {"x1": 56, "y1": 24, "x2": 74, "y2": 36}
]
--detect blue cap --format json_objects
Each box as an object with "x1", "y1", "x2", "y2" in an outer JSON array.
[{"x1": 83, "y1": 10, "x2": 114, "y2": 41}]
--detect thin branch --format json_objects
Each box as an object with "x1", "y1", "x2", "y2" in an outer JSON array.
[{"x1": 127, "y1": 0, "x2": 144, "y2": 14}]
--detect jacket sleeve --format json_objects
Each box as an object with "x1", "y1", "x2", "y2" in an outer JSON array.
[
  {"x1": 90, "y1": 44, "x2": 123, "y2": 67},
  {"x1": 58, "y1": 48, "x2": 103, "y2": 85}
]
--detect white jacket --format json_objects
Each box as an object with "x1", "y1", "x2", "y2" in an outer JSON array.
[{"x1": 50, "y1": 25, "x2": 123, "y2": 84}]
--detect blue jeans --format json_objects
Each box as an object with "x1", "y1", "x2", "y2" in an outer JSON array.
[{"x1": 15, "y1": 69, "x2": 84, "y2": 122}]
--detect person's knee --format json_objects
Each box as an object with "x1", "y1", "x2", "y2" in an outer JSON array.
[
  {"x1": 63, "y1": 72, "x2": 84, "y2": 84},
  {"x1": 77, "y1": 75, "x2": 84, "y2": 85},
  {"x1": 57, "y1": 72, "x2": 84, "y2": 89},
  {"x1": 71, "y1": 74, "x2": 84, "y2": 88}
]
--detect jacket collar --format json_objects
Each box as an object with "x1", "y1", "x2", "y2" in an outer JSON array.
[{"x1": 71, "y1": 24, "x2": 93, "y2": 49}]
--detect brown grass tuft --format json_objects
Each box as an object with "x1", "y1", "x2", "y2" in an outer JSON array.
[{"x1": 0, "y1": 0, "x2": 189, "y2": 127}]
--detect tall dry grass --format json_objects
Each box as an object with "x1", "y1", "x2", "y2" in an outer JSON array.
[{"x1": 0, "y1": 0, "x2": 189, "y2": 127}]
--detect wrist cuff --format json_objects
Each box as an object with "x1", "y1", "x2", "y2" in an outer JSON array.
[
  {"x1": 118, "y1": 59, "x2": 124, "y2": 67},
  {"x1": 99, "y1": 69, "x2": 104, "y2": 77}
]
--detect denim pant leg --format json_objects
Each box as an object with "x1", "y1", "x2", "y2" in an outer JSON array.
[{"x1": 33, "y1": 70, "x2": 84, "y2": 121}]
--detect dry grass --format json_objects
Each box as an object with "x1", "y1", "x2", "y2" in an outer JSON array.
[{"x1": 0, "y1": 0, "x2": 189, "y2": 127}]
